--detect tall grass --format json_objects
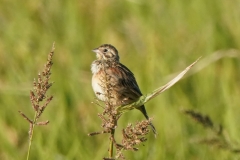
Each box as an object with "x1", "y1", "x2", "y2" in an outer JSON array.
[{"x1": 0, "y1": 0, "x2": 240, "y2": 159}]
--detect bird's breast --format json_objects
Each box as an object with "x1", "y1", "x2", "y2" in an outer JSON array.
[
  {"x1": 91, "y1": 61, "x2": 100, "y2": 74},
  {"x1": 92, "y1": 73, "x2": 106, "y2": 101}
]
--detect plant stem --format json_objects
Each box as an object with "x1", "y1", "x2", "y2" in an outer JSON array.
[
  {"x1": 26, "y1": 111, "x2": 37, "y2": 160},
  {"x1": 109, "y1": 129, "x2": 115, "y2": 158}
]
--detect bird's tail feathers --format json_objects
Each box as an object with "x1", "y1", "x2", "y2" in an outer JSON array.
[{"x1": 138, "y1": 105, "x2": 157, "y2": 137}]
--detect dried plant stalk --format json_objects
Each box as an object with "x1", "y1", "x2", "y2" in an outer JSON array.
[
  {"x1": 183, "y1": 109, "x2": 240, "y2": 154},
  {"x1": 19, "y1": 43, "x2": 55, "y2": 160}
]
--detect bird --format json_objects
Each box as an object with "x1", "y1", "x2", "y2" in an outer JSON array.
[{"x1": 91, "y1": 44, "x2": 156, "y2": 135}]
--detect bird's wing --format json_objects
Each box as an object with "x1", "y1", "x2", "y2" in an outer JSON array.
[
  {"x1": 105, "y1": 62, "x2": 143, "y2": 101},
  {"x1": 118, "y1": 63, "x2": 143, "y2": 95}
]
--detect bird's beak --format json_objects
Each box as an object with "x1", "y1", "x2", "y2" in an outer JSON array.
[
  {"x1": 92, "y1": 48, "x2": 100, "y2": 53},
  {"x1": 92, "y1": 48, "x2": 102, "y2": 59}
]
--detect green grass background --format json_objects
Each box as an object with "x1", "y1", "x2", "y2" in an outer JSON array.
[{"x1": 0, "y1": 0, "x2": 240, "y2": 159}]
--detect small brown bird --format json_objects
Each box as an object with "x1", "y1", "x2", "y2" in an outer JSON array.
[{"x1": 91, "y1": 44, "x2": 156, "y2": 134}]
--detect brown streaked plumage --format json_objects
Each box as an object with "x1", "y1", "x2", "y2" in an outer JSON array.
[{"x1": 91, "y1": 44, "x2": 156, "y2": 134}]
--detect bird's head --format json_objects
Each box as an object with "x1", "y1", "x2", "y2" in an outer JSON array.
[{"x1": 92, "y1": 44, "x2": 119, "y2": 61}]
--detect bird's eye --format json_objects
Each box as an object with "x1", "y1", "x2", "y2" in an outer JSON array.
[{"x1": 103, "y1": 49, "x2": 108, "y2": 53}]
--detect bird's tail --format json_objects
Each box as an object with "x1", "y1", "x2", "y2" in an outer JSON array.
[{"x1": 138, "y1": 105, "x2": 157, "y2": 136}]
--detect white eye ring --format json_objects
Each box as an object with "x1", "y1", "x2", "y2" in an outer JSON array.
[{"x1": 103, "y1": 49, "x2": 108, "y2": 53}]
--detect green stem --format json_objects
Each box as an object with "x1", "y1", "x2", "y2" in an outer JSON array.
[
  {"x1": 26, "y1": 112, "x2": 37, "y2": 160},
  {"x1": 109, "y1": 129, "x2": 115, "y2": 158}
]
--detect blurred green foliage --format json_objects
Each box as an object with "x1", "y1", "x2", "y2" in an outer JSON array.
[{"x1": 0, "y1": 0, "x2": 240, "y2": 159}]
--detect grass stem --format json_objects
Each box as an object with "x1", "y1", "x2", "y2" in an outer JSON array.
[
  {"x1": 26, "y1": 111, "x2": 37, "y2": 160},
  {"x1": 109, "y1": 129, "x2": 115, "y2": 158}
]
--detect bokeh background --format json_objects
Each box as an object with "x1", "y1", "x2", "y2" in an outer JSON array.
[{"x1": 1, "y1": 0, "x2": 240, "y2": 159}]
